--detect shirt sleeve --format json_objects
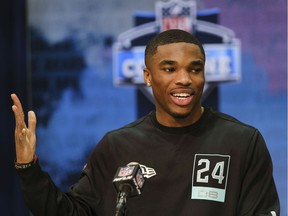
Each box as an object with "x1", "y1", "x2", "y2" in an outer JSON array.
[
  {"x1": 16, "y1": 134, "x2": 117, "y2": 216},
  {"x1": 237, "y1": 130, "x2": 280, "y2": 216},
  {"x1": 16, "y1": 157, "x2": 99, "y2": 216}
]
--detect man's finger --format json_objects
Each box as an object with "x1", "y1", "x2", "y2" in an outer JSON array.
[
  {"x1": 11, "y1": 93, "x2": 26, "y2": 130},
  {"x1": 11, "y1": 93, "x2": 24, "y2": 113},
  {"x1": 28, "y1": 111, "x2": 37, "y2": 132}
]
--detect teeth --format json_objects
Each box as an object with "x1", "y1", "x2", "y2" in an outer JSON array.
[{"x1": 173, "y1": 93, "x2": 190, "y2": 97}]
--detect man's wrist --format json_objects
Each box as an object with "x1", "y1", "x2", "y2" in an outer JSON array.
[{"x1": 15, "y1": 155, "x2": 38, "y2": 169}]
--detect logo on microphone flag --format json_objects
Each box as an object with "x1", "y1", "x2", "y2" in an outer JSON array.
[
  {"x1": 118, "y1": 166, "x2": 135, "y2": 177},
  {"x1": 139, "y1": 164, "x2": 157, "y2": 179}
]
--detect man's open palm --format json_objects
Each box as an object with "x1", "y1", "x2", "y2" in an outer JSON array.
[{"x1": 11, "y1": 93, "x2": 37, "y2": 164}]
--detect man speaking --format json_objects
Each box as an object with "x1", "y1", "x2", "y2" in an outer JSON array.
[{"x1": 11, "y1": 29, "x2": 280, "y2": 215}]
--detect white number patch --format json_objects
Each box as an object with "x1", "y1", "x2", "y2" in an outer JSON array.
[{"x1": 191, "y1": 154, "x2": 230, "y2": 202}]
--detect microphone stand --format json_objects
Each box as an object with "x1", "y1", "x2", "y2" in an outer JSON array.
[{"x1": 115, "y1": 191, "x2": 128, "y2": 216}]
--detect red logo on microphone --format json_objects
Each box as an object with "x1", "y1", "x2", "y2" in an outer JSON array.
[{"x1": 118, "y1": 166, "x2": 135, "y2": 177}]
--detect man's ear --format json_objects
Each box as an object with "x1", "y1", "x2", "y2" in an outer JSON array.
[{"x1": 143, "y1": 68, "x2": 152, "y2": 87}]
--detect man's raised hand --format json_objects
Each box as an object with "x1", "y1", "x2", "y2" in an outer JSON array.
[{"x1": 11, "y1": 93, "x2": 37, "y2": 164}]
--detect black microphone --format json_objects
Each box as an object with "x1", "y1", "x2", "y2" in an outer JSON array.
[{"x1": 112, "y1": 163, "x2": 145, "y2": 216}]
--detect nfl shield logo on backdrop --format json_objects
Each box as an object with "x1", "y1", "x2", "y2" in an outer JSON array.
[{"x1": 156, "y1": 0, "x2": 197, "y2": 32}]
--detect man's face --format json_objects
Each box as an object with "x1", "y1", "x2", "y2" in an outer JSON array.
[{"x1": 144, "y1": 42, "x2": 205, "y2": 127}]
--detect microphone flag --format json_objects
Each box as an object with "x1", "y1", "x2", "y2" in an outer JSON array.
[{"x1": 112, "y1": 163, "x2": 145, "y2": 197}]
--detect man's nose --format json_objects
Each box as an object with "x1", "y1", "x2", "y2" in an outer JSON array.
[{"x1": 175, "y1": 69, "x2": 192, "y2": 86}]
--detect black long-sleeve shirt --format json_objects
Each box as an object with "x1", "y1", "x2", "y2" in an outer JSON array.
[{"x1": 17, "y1": 108, "x2": 280, "y2": 215}]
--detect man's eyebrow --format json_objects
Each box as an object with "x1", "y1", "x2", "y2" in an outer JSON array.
[
  {"x1": 191, "y1": 60, "x2": 204, "y2": 66},
  {"x1": 159, "y1": 60, "x2": 177, "y2": 66},
  {"x1": 158, "y1": 59, "x2": 204, "y2": 66}
]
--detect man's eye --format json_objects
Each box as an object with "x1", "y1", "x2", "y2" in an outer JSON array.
[
  {"x1": 164, "y1": 68, "x2": 175, "y2": 72},
  {"x1": 191, "y1": 68, "x2": 202, "y2": 73}
]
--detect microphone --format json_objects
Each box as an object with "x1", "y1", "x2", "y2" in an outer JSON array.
[{"x1": 112, "y1": 163, "x2": 145, "y2": 216}]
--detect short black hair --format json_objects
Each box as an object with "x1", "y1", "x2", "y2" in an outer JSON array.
[{"x1": 144, "y1": 29, "x2": 205, "y2": 66}]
